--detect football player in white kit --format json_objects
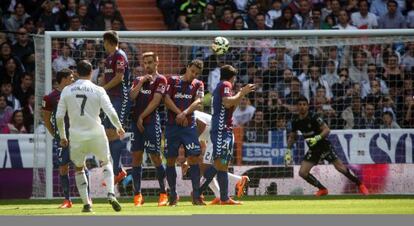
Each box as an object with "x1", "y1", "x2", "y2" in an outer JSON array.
[
  {"x1": 56, "y1": 60, "x2": 124, "y2": 213},
  {"x1": 186, "y1": 110, "x2": 249, "y2": 204}
]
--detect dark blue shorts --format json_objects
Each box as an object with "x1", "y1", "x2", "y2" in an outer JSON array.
[
  {"x1": 211, "y1": 130, "x2": 234, "y2": 163},
  {"x1": 131, "y1": 122, "x2": 162, "y2": 154},
  {"x1": 53, "y1": 140, "x2": 71, "y2": 166},
  {"x1": 164, "y1": 125, "x2": 201, "y2": 158},
  {"x1": 103, "y1": 96, "x2": 129, "y2": 129}
]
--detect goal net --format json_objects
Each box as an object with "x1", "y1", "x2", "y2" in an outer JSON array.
[{"x1": 33, "y1": 30, "x2": 414, "y2": 198}]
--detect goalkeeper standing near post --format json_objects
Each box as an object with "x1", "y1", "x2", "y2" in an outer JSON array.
[{"x1": 285, "y1": 96, "x2": 369, "y2": 196}]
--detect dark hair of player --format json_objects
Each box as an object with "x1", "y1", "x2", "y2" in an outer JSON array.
[
  {"x1": 77, "y1": 60, "x2": 93, "y2": 77},
  {"x1": 220, "y1": 64, "x2": 237, "y2": 81},
  {"x1": 103, "y1": 30, "x2": 119, "y2": 45},
  {"x1": 56, "y1": 68, "x2": 72, "y2": 84},
  {"x1": 188, "y1": 59, "x2": 204, "y2": 70},
  {"x1": 296, "y1": 95, "x2": 309, "y2": 105}
]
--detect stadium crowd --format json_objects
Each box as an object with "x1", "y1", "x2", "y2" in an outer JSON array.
[{"x1": 1, "y1": 0, "x2": 414, "y2": 145}]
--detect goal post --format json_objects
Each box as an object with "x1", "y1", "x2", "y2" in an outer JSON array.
[{"x1": 33, "y1": 29, "x2": 414, "y2": 199}]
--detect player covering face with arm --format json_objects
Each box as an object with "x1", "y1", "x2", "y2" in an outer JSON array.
[
  {"x1": 201, "y1": 65, "x2": 255, "y2": 205},
  {"x1": 56, "y1": 60, "x2": 124, "y2": 213},
  {"x1": 286, "y1": 96, "x2": 369, "y2": 196}
]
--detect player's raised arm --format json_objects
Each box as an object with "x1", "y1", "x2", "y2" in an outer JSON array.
[
  {"x1": 140, "y1": 77, "x2": 166, "y2": 120},
  {"x1": 164, "y1": 78, "x2": 182, "y2": 115},
  {"x1": 222, "y1": 83, "x2": 255, "y2": 108}
]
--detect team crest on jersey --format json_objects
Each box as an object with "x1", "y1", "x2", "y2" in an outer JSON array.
[
  {"x1": 224, "y1": 87, "x2": 230, "y2": 94},
  {"x1": 157, "y1": 84, "x2": 166, "y2": 93}
]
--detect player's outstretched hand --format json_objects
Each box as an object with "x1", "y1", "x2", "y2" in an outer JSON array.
[
  {"x1": 137, "y1": 116, "x2": 145, "y2": 133},
  {"x1": 284, "y1": 148, "x2": 292, "y2": 167},
  {"x1": 241, "y1": 84, "x2": 256, "y2": 96},
  {"x1": 305, "y1": 135, "x2": 322, "y2": 147},
  {"x1": 117, "y1": 127, "x2": 125, "y2": 139},
  {"x1": 60, "y1": 138, "x2": 69, "y2": 148}
]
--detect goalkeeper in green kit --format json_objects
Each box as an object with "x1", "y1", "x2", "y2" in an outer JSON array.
[{"x1": 284, "y1": 96, "x2": 369, "y2": 196}]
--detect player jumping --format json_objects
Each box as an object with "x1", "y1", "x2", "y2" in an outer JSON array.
[
  {"x1": 129, "y1": 52, "x2": 168, "y2": 207},
  {"x1": 56, "y1": 60, "x2": 123, "y2": 213},
  {"x1": 201, "y1": 65, "x2": 255, "y2": 205},
  {"x1": 164, "y1": 59, "x2": 205, "y2": 206},
  {"x1": 285, "y1": 96, "x2": 369, "y2": 196}
]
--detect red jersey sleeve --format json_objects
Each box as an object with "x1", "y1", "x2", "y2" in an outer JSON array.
[
  {"x1": 166, "y1": 76, "x2": 175, "y2": 97},
  {"x1": 221, "y1": 81, "x2": 233, "y2": 98},
  {"x1": 155, "y1": 76, "x2": 167, "y2": 95},
  {"x1": 115, "y1": 54, "x2": 127, "y2": 74},
  {"x1": 42, "y1": 95, "x2": 53, "y2": 111}
]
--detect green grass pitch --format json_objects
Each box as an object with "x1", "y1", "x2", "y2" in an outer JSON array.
[{"x1": 0, "y1": 195, "x2": 413, "y2": 215}]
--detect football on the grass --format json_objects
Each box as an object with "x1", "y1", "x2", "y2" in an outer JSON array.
[{"x1": 211, "y1": 36, "x2": 229, "y2": 55}]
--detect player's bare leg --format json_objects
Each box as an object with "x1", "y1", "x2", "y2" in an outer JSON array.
[
  {"x1": 299, "y1": 160, "x2": 328, "y2": 196},
  {"x1": 166, "y1": 157, "x2": 178, "y2": 206},
  {"x1": 332, "y1": 159, "x2": 369, "y2": 195},
  {"x1": 58, "y1": 164, "x2": 72, "y2": 208},
  {"x1": 131, "y1": 151, "x2": 144, "y2": 206},
  {"x1": 150, "y1": 153, "x2": 168, "y2": 206}
]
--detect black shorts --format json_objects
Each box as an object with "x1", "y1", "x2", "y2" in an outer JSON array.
[{"x1": 303, "y1": 143, "x2": 338, "y2": 164}]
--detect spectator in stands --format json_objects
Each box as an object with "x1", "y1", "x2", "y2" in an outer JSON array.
[
  {"x1": 307, "y1": 7, "x2": 326, "y2": 29},
  {"x1": 273, "y1": 7, "x2": 299, "y2": 30},
  {"x1": 262, "y1": 57, "x2": 281, "y2": 91},
  {"x1": 380, "y1": 111, "x2": 401, "y2": 129},
  {"x1": 265, "y1": 90, "x2": 287, "y2": 128},
  {"x1": 313, "y1": 86, "x2": 336, "y2": 127},
  {"x1": 21, "y1": 93, "x2": 34, "y2": 133},
  {"x1": 321, "y1": 60, "x2": 340, "y2": 88},
  {"x1": 403, "y1": 95, "x2": 414, "y2": 128},
  {"x1": 78, "y1": 3, "x2": 92, "y2": 30},
  {"x1": 293, "y1": 46, "x2": 315, "y2": 75},
  {"x1": 364, "y1": 79, "x2": 384, "y2": 107},
  {"x1": 382, "y1": 95, "x2": 398, "y2": 120},
  {"x1": 403, "y1": 79, "x2": 413, "y2": 96},
  {"x1": 65, "y1": 0, "x2": 78, "y2": 18},
  {"x1": 212, "y1": 0, "x2": 237, "y2": 19},
  {"x1": 275, "y1": 68, "x2": 294, "y2": 98},
  {"x1": 0, "y1": 80, "x2": 21, "y2": 111},
  {"x1": 232, "y1": 15, "x2": 246, "y2": 29},
  {"x1": 295, "y1": 0, "x2": 312, "y2": 29},
  {"x1": 370, "y1": 0, "x2": 391, "y2": 18},
  {"x1": 350, "y1": 0, "x2": 378, "y2": 29},
  {"x1": 341, "y1": 95, "x2": 365, "y2": 129},
  {"x1": 348, "y1": 50, "x2": 369, "y2": 83},
  {"x1": 331, "y1": 68, "x2": 352, "y2": 112},
  {"x1": 14, "y1": 73, "x2": 34, "y2": 107},
  {"x1": 1, "y1": 57, "x2": 24, "y2": 88},
  {"x1": 23, "y1": 17, "x2": 37, "y2": 34},
  {"x1": 1, "y1": 110, "x2": 27, "y2": 134},
  {"x1": 157, "y1": 0, "x2": 178, "y2": 30},
  {"x1": 302, "y1": 64, "x2": 332, "y2": 102},
  {"x1": 327, "y1": 0, "x2": 341, "y2": 24},
  {"x1": 245, "y1": 2, "x2": 260, "y2": 29},
  {"x1": 37, "y1": 0, "x2": 59, "y2": 31},
  {"x1": 255, "y1": 13, "x2": 271, "y2": 30},
  {"x1": 344, "y1": 0, "x2": 359, "y2": 13},
  {"x1": 12, "y1": 27, "x2": 34, "y2": 68},
  {"x1": 87, "y1": 0, "x2": 104, "y2": 20},
  {"x1": 244, "y1": 110, "x2": 269, "y2": 143},
  {"x1": 0, "y1": 42, "x2": 25, "y2": 75},
  {"x1": 381, "y1": 53, "x2": 404, "y2": 90},
  {"x1": 234, "y1": 0, "x2": 249, "y2": 14},
  {"x1": 378, "y1": 0, "x2": 406, "y2": 28},
  {"x1": 4, "y1": 2, "x2": 31, "y2": 42},
  {"x1": 233, "y1": 96, "x2": 256, "y2": 127},
  {"x1": 52, "y1": 43, "x2": 76, "y2": 72},
  {"x1": 265, "y1": 0, "x2": 282, "y2": 28},
  {"x1": 178, "y1": 0, "x2": 206, "y2": 30},
  {"x1": 0, "y1": 94, "x2": 13, "y2": 132},
  {"x1": 0, "y1": 32, "x2": 8, "y2": 45},
  {"x1": 282, "y1": 77, "x2": 302, "y2": 113},
  {"x1": 218, "y1": 7, "x2": 234, "y2": 30},
  {"x1": 360, "y1": 103, "x2": 380, "y2": 129},
  {"x1": 406, "y1": 0, "x2": 414, "y2": 28},
  {"x1": 288, "y1": 0, "x2": 301, "y2": 15},
  {"x1": 361, "y1": 63, "x2": 389, "y2": 99},
  {"x1": 333, "y1": 9, "x2": 357, "y2": 29},
  {"x1": 274, "y1": 47, "x2": 293, "y2": 70},
  {"x1": 401, "y1": 42, "x2": 414, "y2": 72},
  {"x1": 189, "y1": 3, "x2": 219, "y2": 30},
  {"x1": 92, "y1": 0, "x2": 126, "y2": 31}
]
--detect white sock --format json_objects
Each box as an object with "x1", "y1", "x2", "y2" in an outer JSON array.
[
  {"x1": 209, "y1": 177, "x2": 221, "y2": 198},
  {"x1": 103, "y1": 163, "x2": 115, "y2": 195},
  {"x1": 75, "y1": 171, "x2": 90, "y2": 205},
  {"x1": 228, "y1": 173, "x2": 242, "y2": 185}
]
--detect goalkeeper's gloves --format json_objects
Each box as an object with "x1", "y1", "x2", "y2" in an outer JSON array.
[
  {"x1": 305, "y1": 135, "x2": 322, "y2": 147},
  {"x1": 284, "y1": 148, "x2": 292, "y2": 166}
]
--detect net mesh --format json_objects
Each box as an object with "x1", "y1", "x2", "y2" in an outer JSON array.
[{"x1": 33, "y1": 33, "x2": 414, "y2": 198}]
